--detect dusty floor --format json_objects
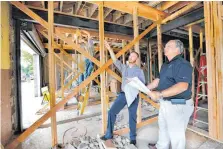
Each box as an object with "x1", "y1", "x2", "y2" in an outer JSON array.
[
  {"x1": 19, "y1": 82, "x2": 222, "y2": 149},
  {"x1": 14, "y1": 101, "x2": 223, "y2": 149}
]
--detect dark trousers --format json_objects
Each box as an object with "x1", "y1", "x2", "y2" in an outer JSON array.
[{"x1": 104, "y1": 92, "x2": 139, "y2": 140}]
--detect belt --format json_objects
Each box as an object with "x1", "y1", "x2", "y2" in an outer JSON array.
[{"x1": 163, "y1": 98, "x2": 191, "y2": 101}]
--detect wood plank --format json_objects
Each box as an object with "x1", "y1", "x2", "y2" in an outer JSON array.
[
  {"x1": 113, "y1": 11, "x2": 122, "y2": 22},
  {"x1": 26, "y1": 5, "x2": 145, "y2": 30},
  {"x1": 133, "y1": 6, "x2": 141, "y2": 123},
  {"x1": 189, "y1": 26, "x2": 195, "y2": 100},
  {"x1": 167, "y1": 1, "x2": 190, "y2": 14},
  {"x1": 104, "y1": 8, "x2": 113, "y2": 19},
  {"x1": 157, "y1": 23, "x2": 163, "y2": 71},
  {"x1": 160, "y1": 1, "x2": 179, "y2": 11},
  {"x1": 60, "y1": 1, "x2": 63, "y2": 12},
  {"x1": 200, "y1": 29, "x2": 203, "y2": 54},
  {"x1": 99, "y1": 2, "x2": 107, "y2": 134},
  {"x1": 88, "y1": 4, "x2": 98, "y2": 18},
  {"x1": 204, "y1": 1, "x2": 218, "y2": 139},
  {"x1": 41, "y1": 1, "x2": 45, "y2": 9},
  {"x1": 114, "y1": 117, "x2": 158, "y2": 135},
  {"x1": 6, "y1": 3, "x2": 159, "y2": 147},
  {"x1": 122, "y1": 40, "x2": 126, "y2": 64},
  {"x1": 162, "y1": 2, "x2": 201, "y2": 24},
  {"x1": 185, "y1": 19, "x2": 204, "y2": 27},
  {"x1": 148, "y1": 40, "x2": 153, "y2": 82},
  {"x1": 91, "y1": 1, "x2": 167, "y2": 21},
  {"x1": 214, "y1": 2, "x2": 223, "y2": 141},
  {"x1": 48, "y1": 1, "x2": 57, "y2": 147},
  {"x1": 10, "y1": 1, "x2": 48, "y2": 28},
  {"x1": 124, "y1": 14, "x2": 133, "y2": 25}
]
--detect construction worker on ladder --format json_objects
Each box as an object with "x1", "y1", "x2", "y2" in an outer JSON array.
[
  {"x1": 147, "y1": 40, "x2": 194, "y2": 149},
  {"x1": 100, "y1": 40, "x2": 145, "y2": 146}
]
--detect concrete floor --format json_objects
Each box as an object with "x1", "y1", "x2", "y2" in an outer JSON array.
[
  {"x1": 19, "y1": 82, "x2": 222, "y2": 149},
  {"x1": 15, "y1": 101, "x2": 223, "y2": 149}
]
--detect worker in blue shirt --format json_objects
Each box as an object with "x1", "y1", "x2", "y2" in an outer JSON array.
[{"x1": 147, "y1": 40, "x2": 194, "y2": 149}]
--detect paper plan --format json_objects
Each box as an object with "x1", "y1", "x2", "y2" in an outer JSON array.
[{"x1": 127, "y1": 77, "x2": 151, "y2": 94}]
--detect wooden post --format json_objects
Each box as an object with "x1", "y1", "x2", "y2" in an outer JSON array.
[
  {"x1": 199, "y1": 29, "x2": 206, "y2": 101},
  {"x1": 148, "y1": 40, "x2": 152, "y2": 83},
  {"x1": 122, "y1": 40, "x2": 126, "y2": 64},
  {"x1": 213, "y1": 2, "x2": 223, "y2": 141},
  {"x1": 99, "y1": 2, "x2": 107, "y2": 134},
  {"x1": 133, "y1": 6, "x2": 142, "y2": 123},
  {"x1": 200, "y1": 29, "x2": 203, "y2": 54},
  {"x1": 48, "y1": 1, "x2": 57, "y2": 146},
  {"x1": 189, "y1": 26, "x2": 195, "y2": 100},
  {"x1": 157, "y1": 23, "x2": 163, "y2": 71},
  {"x1": 204, "y1": 2, "x2": 223, "y2": 141},
  {"x1": 60, "y1": 51, "x2": 64, "y2": 99}
]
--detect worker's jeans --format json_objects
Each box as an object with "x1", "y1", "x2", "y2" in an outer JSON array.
[
  {"x1": 104, "y1": 92, "x2": 139, "y2": 141},
  {"x1": 156, "y1": 99, "x2": 194, "y2": 149}
]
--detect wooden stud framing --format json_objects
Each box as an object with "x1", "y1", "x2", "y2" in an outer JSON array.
[
  {"x1": 200, "y1": 29, "x2": 203, "y2": 54},
  {"x1": 99, "y1": 2, "x2": 107, "y2": 134},
  {"x1": 159, "y1": 1, "x2": 179, "y2": 11},
  {"x1": 161, "y1": 2, "x2": 201, "y2": 24},
  {"x1": 91, "y1": 1, "x2": 166, "y2": 21},
  {"x1": 204, "y1": 1, "x2": 215, "y2": 139},
  {"x1": 157, "y1": 23, "x2": 163, "y2": 71},
  {"x1": 148, "y1": 41, "x2": 153, "y2": 82},
  {"x1": 60, "y1": 51, "x2": 64, "y2": 99},
  {"x1": 7, "y1": 2, "x2": 201, "y2": 147},
  {"x1": 189, "y1": 26, "x2": 195, "y2": 100},
  {"x1": 204, "y1": 2, "x2": 223, "y2": 141},
  {"x1": 122, "y1": 40, "x2": 126, "y2": 64},
  {"x1": 114, "y1": 116, "x2": 158, "y2": 135},
  {"x1": 48, "y1": 1, "x2": 57, "y2": 146},
  {"x1": 133, "y1": 6, "x2": 141, "y2": 123}
]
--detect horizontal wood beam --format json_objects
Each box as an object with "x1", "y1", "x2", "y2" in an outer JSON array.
[
  {"x1": 53, "y1": 25, "x2": 147, "y2": 43},
  {"x1": 91, "y1": 1, "x2": 167, "y2": 21},
  {"x1": 12, "y1": 5, "x2": 147, "y2": 35},
  {"x1": 167, "y1": 1, "x2": 190, "y2": 14},
  {"x1": 159, "y1": 1, "x2": 179, "y2": 11},
  {"x1": 185, "y1": 19, "x2": 204, "y2": 27},
  {"x1": 148, "y1": 6, "x2": 203, "y2": 38},
  {"x1": 161, "y1": 2, "x2": 201, "y2": 24},
  {"x1": 114, "y1": 116, "x2": 158, "y2": 135}
]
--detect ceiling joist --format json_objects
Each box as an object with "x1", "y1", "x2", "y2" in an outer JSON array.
[{"x1": 91, "y1": 1, "x2": 167, "y2": 21}]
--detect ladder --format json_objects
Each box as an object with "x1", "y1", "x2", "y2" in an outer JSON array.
[{"x1": 193, "y1": 54, "x2": 208, "y2": 126}]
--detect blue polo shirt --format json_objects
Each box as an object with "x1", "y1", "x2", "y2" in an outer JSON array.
[{"x1": 157, "y1": 55, "x2": 193, "y2": 100}]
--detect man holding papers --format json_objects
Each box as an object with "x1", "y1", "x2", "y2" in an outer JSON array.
[
  {"x1": 100, "y1": 41, "x2": 145, "y2": 146},
  {"x1": 147, "y1": 40, "x2": 194, "y2": 149}
]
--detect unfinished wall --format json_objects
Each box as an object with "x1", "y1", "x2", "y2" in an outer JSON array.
[
  {"x1": 1, "y1": 2, "x2": 12, "y2": 145},
  {"x1": 1, "y1": 2, "x2": 19, "y2": 145}
]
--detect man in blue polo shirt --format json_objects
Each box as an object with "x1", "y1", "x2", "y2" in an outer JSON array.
[{"x1": 147, "y1": 40, "x2": 194, "y2": 149}]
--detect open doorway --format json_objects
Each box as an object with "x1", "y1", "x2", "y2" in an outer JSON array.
[{"x1": 20, "y1": 39, "x2": 42, "y2": 129}]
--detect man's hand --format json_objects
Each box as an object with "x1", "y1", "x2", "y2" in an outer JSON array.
[
  {"x1": 147, "y1": 91, "x2": 161, "y2": 101},
  {"x1": 104, "y1": 40, "x2": 112, "y2": 51}
]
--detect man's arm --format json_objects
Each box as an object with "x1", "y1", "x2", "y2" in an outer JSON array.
[
  {"x1": 104, "y1": 40, "x2": 117, "y2": 61},
  {"x1": 104, "y1": 40, "x2": 125, "y2": 71},
  {"x1": 161, "y1": 82, "x2": 188, "y2": 97},
  {"x1": 148, "y1": 63, "x2": 192, "y2": 101},
  {"x1": 147, "y1": 78, "x2": 160, "y2": 90}
]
